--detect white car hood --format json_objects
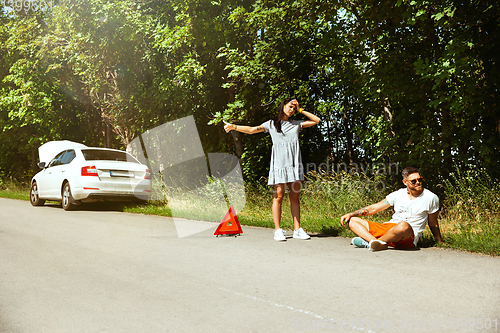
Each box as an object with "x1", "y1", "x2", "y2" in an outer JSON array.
[{"x1": 39, "y1": 140, "x2": 87, "y2": 164}]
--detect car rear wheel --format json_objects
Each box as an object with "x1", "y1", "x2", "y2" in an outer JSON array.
[
  {"x1": 62, "y1": 182, "x2": 76, "y2": 211},
  {"x1": 30, "y1": 182, "x2": 45, "y2": 206}
]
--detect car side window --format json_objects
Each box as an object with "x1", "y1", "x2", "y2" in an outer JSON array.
[
  {"x1": 60, "y1": 150, "x2": 76, "y2": 165},
  {"x1": 48, "y1": 151, "x2": 65, "y2": 168}
]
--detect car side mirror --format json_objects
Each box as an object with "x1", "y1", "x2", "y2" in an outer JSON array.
[{"x1": 37, "y1": 162, "x2": 46, "y2": 169}]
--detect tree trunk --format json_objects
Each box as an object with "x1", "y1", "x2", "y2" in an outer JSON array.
[
  {"x1": 382, "y1": 100, "x2": 395, "y2": 138},
  {"x1": 106, "y1": 123, "x2": 112, "y2": 148},
  {"x1": 31, "y1": 146, "x2": 37, "y2": 175},
  {"x1": 342, "y1": 97, "x2": 354, "y2": 164},
  {"x1": 440, "y1": 104, "x2": 453, "y2": 172},
  {"x1": 230, "y1": 131, "x2": 244, "y2": 159},
  {"x1": 227, "y1": 85, "x2": 244, "y2": 162}
]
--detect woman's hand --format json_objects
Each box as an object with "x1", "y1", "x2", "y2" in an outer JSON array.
[
  {"x1": 223, "y1": 120, "x2": 235, "y2": 133},
  {"x1": 290, "y1": 99, "x2": 300, "y2": 112}
]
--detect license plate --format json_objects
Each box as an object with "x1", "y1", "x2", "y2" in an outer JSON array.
[{"x1": 110, "y1": 170, "x2": 134, "y2": 177}]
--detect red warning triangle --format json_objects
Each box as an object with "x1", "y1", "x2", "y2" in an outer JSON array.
[{"x1": 214, "y1": 205, "x2": 243, "y2": 235}]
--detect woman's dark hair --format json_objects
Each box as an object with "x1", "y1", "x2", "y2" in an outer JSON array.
[{"x1": 274, "y1": 97, "x2": 293, "y2": 133}]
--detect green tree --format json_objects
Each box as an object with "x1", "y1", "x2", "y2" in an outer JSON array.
[
  {"x1": 0, "y1": 13, "x2": 90, "y2": 179},
  {"x1": 38, "y1": 0, "x2": 163, "y2": 147},
  {"x1": 214, "y1": 0, "x2": 340, "y2": 180},
  {"x1": 1, "y1": 0, "x2": 498, "y2": 185},
  {"x1": 341, "y1": 0, "x2": 500, "y2": 183}
]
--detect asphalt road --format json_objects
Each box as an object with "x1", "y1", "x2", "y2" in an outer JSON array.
[{"x1": 1, "y1": 198, "x2": 499, "y2": 332}]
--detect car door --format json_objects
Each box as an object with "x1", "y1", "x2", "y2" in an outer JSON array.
[
  {"x1": 38, "y1": 151, "x2": 65, "y2": 199},
  {"x1": 50, "y1": 150, "x2": 77, "y2": 199}
]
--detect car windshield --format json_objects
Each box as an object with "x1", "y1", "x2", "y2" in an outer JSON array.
[{"x1": 82, "y1": 149, "x2": 138, "y2": 163}]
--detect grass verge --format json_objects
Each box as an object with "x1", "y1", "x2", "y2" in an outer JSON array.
[{"x1": 0, "y1": 181, "x2": 30, "y2": 201}]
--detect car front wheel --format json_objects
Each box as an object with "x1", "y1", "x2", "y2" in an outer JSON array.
[
  {"x1": 62, "y1": 182, "x2": 76, "y2": 211},
  {"x1": 30, "y1": 182, "x2": 45, "y2": 206}
]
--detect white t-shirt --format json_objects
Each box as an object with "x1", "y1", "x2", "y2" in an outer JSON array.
[{"x1": 385, "y1": 188, "x2": 439, "y2": 245}]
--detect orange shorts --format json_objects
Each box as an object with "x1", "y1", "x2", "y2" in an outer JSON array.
[{"x1": 367, "y1": 221, "x2": 415, "y2": 249}]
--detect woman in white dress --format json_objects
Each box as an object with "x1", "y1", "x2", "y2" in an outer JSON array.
[{"x1": 224, "y1": 98, "x2": 321, "y2": 241}]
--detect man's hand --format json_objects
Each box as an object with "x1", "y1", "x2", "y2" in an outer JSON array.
[
  {"x1": 340, "y1": 213, "x2": 352, "y2": 227},
  {"x1": 427, "y1": 211, "x2": 444, "y2": 244}
]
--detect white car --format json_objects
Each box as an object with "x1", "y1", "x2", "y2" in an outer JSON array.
[{"x1": 30, "y1": 140, "x2": 151, "y2": 210}]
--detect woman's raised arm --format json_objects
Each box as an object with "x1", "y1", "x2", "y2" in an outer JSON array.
[
  {"x1": 224, "y1": 121, "x2": 266, "y2": 135},
  {"x1": 301, "y1": 110, "x2": 321, "y2": 129}
]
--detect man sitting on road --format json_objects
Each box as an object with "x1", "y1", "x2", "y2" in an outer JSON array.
[{"x1": 340, "y1": 167, "x2": 444, "y2": 251}]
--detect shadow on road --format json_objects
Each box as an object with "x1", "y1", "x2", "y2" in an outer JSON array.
[{"x1": 40, "y1": 201, "x2": 145, "y2": 212}]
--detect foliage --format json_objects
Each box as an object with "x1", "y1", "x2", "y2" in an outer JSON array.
[
  {"x1": 0, "y1": 0, "x2": 499, "y2": 200},
  {"x1": 340, "y1": 0, "x2": 500, "y2": 186},
  {"x1": 0, "y1": 13, "x2": 93, "y2": 179}
]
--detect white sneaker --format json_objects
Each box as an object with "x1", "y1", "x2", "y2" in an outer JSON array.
[
  {"x1": 293, "y1": 227, "x2": 311, "y2": 240},
  {"x1": 368, "y1": 239, "x2": 387, "y2": 252},
  {"x1": 273, "y1": 228, "x2": 286, "y2": 241}
]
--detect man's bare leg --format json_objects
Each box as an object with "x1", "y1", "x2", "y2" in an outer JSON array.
[
  {"x1": 349, "y1": 219, "x2": 414, "y2": 251},
  {"x1": 376, "y1": 222, "x2": 413, "y2": 250},
  {"x1": 347, "y1": 217, "x2": 377, "y2": 242}
]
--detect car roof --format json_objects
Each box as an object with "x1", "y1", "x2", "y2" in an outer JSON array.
[
  {"x1": 79, "y1": 147, "x2": 129, "y2": 153},
  {"x1": 39, "y1": 141, "x2": 138, "y2": 164}
]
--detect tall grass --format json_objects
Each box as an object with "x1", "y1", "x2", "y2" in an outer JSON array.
[
  {"x1": 238, "y1": 171, "x2": 393, "y2": 237},
  {"x1": 125, "y1": 175, "x2": 244, "y2": 222},
  {"x1": 438, "y1": 168, "x2": 500, "y2": 255}
]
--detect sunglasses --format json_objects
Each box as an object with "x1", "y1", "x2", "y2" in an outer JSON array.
[{"x1": 408, "y1": 178, "x2": 424, "y2": 185}]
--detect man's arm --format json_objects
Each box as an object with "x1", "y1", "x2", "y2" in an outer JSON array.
[
  {"x1": 340, "y1": 199, "x2": 391, "y2": 227},
  {"x1": 427, "y1": 211, "x2": 444, "y2": 244}
]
